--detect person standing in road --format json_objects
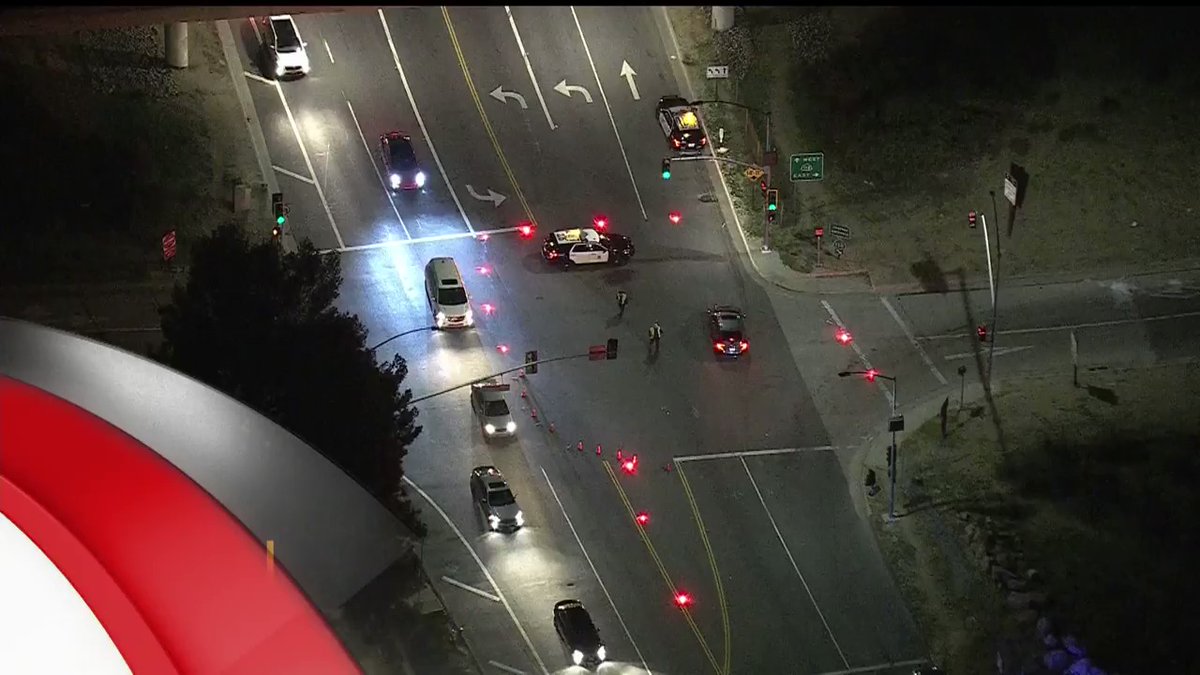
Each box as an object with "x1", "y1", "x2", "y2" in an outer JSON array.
[
  {"x1": 648, "y1": 321, "x2": 663, "y2": 353},
  {"x1": 616, "y1": 290, "x2": 629, "y2": 318}
]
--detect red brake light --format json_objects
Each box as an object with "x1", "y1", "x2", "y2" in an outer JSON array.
[
  {"x1": 739, "y1": 341, "x2": 749, "y2": 351},
  {"x1": 671, "y1": 137, "x2": 681, "y2": 148},
  {"x1": 713, "y1": 342, "x2": 723, "y2": 352},
  {"x1": 700, "y1": 136, "x2": 708, "y2": 145}
]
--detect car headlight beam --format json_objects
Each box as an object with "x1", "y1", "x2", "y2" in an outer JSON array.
[
  {"x1": 484, "y1": 423, "x2": 496, "y2": 435},
  {"x1": 488, "y1": 514, "x2": 500, "y2": 530},
  {"x1": 571, "y1": 650, "x2": 584, "y2": 666},
  {"x1": 505, "y1": 421, "x2": 516, "y2": 433},
  {"x1": 415, "y1": 171, "x2": 426, "y2": 187},
  {"x1": 515, "y1": 511, "x2": 524, "y2": 527},
  {"x1": 435, "y1": 311, "x2": 447, "y2": 327},
  {"x1": 390, "y1": 173, "x2": 401, "y2": 188},
  {"x1": 596, "y1": 645, "x2": 606, "y2": 661}
]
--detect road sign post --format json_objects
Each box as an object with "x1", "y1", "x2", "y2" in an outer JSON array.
[
  {"x1": 790, "y1": 152, "x2": 825, "y2": 182},
  {"x1": 814, "y1": 227, "x2": 824, "y2": 268},
  {"x1": 705, "y1": 65, "x2": 728, "y2": 99}
]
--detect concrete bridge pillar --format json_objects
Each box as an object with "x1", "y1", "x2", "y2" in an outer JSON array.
[
  {"x1": 712, "y1": 7, "x2": 735, "y2": 31},
  {"x1": 165, "y1": 22, "x2": 188, "y2": 69}
]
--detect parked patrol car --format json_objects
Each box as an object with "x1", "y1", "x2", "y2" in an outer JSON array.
[
  {"x1": 656, "y1": 95, "x2": 708, "y2": 154},
  {"x1": 541, "y1": 228, "x2": 635, "y2": 269}
]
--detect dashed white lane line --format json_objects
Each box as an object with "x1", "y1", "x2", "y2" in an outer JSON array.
[
  {"x1": 504, "y1": 6, "x2": 555, "y2": 131},
  {"x1": 379, "y1": 9, "x2": 476, "y2": 233},
  {"x1": 919, "y1": 309, "x2": 1200, "y2": 340},
  {"x1": 273, "y1": 81, "x2": 347, "y2": 249},
  {"x1": 881, "y1": 296, "x2": 948, "y2": 385},
  {"x1": 402, "y1": 476, "x2": 549, "y2": 675},
  {"x1": 944, "y1": 345, "x2": 1034, "y2": 361},
  {"x1": 674, "y1": 446, "x2": 835, "y2": 464},
  {"x1": 441, "y1": 575, "x2": 501, "y2": 603},
  {"x1": 272, "y1": 165, "x2": 315, "y2": 185},
  {"x1": 822, "y1": 300, "x2": 895, "y2": 408},
  {"x1": 323, "y1": 38, "x2": 335, "y2": 64},
  {"x1": 815, "y1": 658, "x2": 929, "y2": 675},
  {"x1": 542, "y1": 467, "x2": 652, "y2": 674},
  {"x1": 344, "y1": 98, "x2": 412, "y2": 240},
  {"x1": 570, "y1": 6, "x2": 648, "y2": 221},
  {"x1": 319, "y1": 226, "x2": 521, "y2": 255},
  {"x1": 740, "y1": 457, "x2": 851, "y2": 670}
]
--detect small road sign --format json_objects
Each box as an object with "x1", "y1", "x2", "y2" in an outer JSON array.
[
  {"x1": 790, "y1": 152, "x2": 825, "y2": 182},
  {"x1": 705, "y1": 65, "x2": 729, "y2": 79},
  {"x1": 743, "y1": 166, "x2": 764, "y2": 181},
  {"x1": 1004, "y1": 173, "x2": 1018, "y2": 206},
  {"x1": 830, "y1": 224, "x2": 851, "y2": 240},
  {"x1": 161, "y1": 229, "x2": 177, "y2": 262}
]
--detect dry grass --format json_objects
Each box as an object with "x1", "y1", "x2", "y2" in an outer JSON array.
[{"x1": 879, "y1": 364, "x2": 1200, "y2": 673}]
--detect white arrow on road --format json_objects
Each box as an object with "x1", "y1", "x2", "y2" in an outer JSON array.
[
  {"x1": 488, "y1": 85, "x2": 528, "y2": 109},
  {"x1": 553, "y1": 79, "x2": 593, "y2": 104},
  {"x1": 619, "y1": 60, "x2": 640, "y2": 100},
  {"x1": 465, "y1": 185, "x2": 508, "y2": 208},
  {"x1": 943, "y1": 345, "x2": 1035, "y2": 361}
]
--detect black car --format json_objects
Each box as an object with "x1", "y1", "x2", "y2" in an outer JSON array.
[
  {"x1": 656, "y1": 94, "x2": 707, "y2": 154},
  {"x1": 541, "y1": 228, "x2": 635, "y2": 269},
  {"x1": 553, "y1": 599, "x2": 606, "y2": 667},
  {"x1": 380, "y1": 131, "x2": 426, "y2": 191},
  {"x1": 708, "y1": 305, "x2": 748, "y2": 358}
]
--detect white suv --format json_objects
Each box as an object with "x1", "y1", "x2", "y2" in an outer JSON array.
[{"x1": 265, "y1": 15, "x2": 310, "y2": 80}]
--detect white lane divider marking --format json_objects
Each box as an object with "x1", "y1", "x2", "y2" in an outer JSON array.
[
  {"x1": 345, "y1": 98, "x2": 412, "y2": 240},
  {"x1": 815, "y1": 658, "x2": 930, "y2": 675},
  {"x1": 504, "y1": 6, "x2": 555, "y2": 130},
  {"x1": 822, "y1": 300, "x2": 895, "y2": 408},
  {"x1": 273, "y1": 78, "x2": 346, "y2": 249},
  {"x1": 272, "y1": 165, "x2": 315, "y2": 185},
  {"x1": 674, "y1": 446, "x2": 836, "y2": 464},
  {"x1": 402, "y1": 476, "x2": 549, "y2": 675},
  {"x1": 881, "y1": 296, "x2": 948, "y2": 385},
  {"x1": 440, "y1": 575, "x2": 501, "y2": 602},
  {"x1": 919, "y1": 309, "x2": 1200, "y2": 340},
  {"x1": 741, "y1": 457, "x2": 851, "y2": 670},
  {"x1": 319, "y1": 226, "x2": 522, "y2": 255},
  {"x1": 323, "y1": 38, "x2": 335, "y2": 64},
  {"x1": 542, "y1": 467, "x2": 652, "y2": 674},
  {"x1": 379, "y1": 9, "x2": 475, "y2": 234},
  {"x1": 243, "y1": 71, "x2": 274, "y2": 85},
  {"x1": 944, "y1": 345, "x2": 1034, "y2": 361},
  {"x1": 488, "y1": 661, "x2": 529, "y2": 675},
  {"x1": 570, "y1": 6, "x2": 648, "y2": 221}
]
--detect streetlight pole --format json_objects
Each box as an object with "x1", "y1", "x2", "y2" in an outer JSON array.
[
  {"x1": 839, "y1": 369, "x2": 900, "y2": 520},
  {"x1": 371, "y1": 325, "x2": 434, "y2": 351},
  {"x1": 986, "y1": 191, "x2": 1003, "y2": 384}
]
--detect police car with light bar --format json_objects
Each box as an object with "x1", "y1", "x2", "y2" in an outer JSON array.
[
  {"x1": 541, "y1": 228, "x2": 635, "y2": 269},
  {"x1": 656, "y1": 95, "x2": 708, "y2": 155}
]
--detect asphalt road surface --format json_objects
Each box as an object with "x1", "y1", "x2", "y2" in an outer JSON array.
[{"x1": 230, "y1": 7, "x2": 929, "y2": 674}]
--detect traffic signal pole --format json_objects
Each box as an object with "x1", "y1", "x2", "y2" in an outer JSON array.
[
  {"x1": 762, "y1": 112, "x2": 772, "y2": 253},
  {"x1": 409, "y1": 346, "x2": 616, "y2": 404}
]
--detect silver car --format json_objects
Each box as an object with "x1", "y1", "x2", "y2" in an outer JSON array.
[
  {"x1": 470, "y1": 466, "x2": 524, "y2": 532},
  {"x1": 471, "y1": 379, "x2": 516, "y2": 439}
]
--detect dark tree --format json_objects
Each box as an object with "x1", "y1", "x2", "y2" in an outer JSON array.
[{"x1": 157, "y1": 224, "x2": 425, "y2": 535}]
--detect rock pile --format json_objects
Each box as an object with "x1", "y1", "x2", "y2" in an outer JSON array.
[{"x1": 952, "y1": 511, "x2": 1112, "y2": 675}]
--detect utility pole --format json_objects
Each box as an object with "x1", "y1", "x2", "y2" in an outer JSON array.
[{"x1": 762, "y1": 111, "x2": 773, "y2": 253}]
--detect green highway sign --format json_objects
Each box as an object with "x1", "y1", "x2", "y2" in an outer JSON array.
[{"x1": 790, "y1": 152, "x2": 825, "y2": 182}]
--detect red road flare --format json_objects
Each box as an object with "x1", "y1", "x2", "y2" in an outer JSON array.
[{"x1": 0, "y1": 377, "x2": 358, "y2": 674}]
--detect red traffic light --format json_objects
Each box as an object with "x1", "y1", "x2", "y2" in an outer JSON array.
[
  {"x1": 835, "y1": 328, "x2": 853, "y2": 345},
  {"x1": 977, "y1": 324, "x2": 988, "y2": 342},
  {"x1": 668, "y1": 211, "x2": 682, "y2": 224},
  {"x1": 759, "y1": 179, "x2": 768, "y2": 195},
  {"x1": 635, "y1": 511, "x2": 650, "y2": 526},
  {"x1": 865, "y1": 369, "x2": 879, "y2": 382},
  {"x1": 518, "y1": 222, "x2": 535, "y2": 238},
  {"x1": 674, "y1": 591, "x2": 693, "y2": 608},
  {"x1": 968, "y1": 210, "x2": 977, "y2": 228},
  {"x1": 593, "y1": 216, "x2": 608, "y2": 230}
]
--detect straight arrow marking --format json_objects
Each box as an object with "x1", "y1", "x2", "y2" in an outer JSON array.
[
  {"x1": 553, "y1": 78, "x2": 593, "y2": 104},
  {"x1": 620, "y1": 60, "x2": 640, "y2": 100},
  {"x1": 488, "y1": 85, "x2": 528, "y2": 109},
  {"x1": 465, "y1": 184, "x2": 508, "y2": 207}
]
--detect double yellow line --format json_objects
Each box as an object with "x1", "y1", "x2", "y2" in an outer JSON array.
[
  {"x1": 604, "y1": 461, "x2": 732, "y2": 674},
  {"x1": 441, "y1": 7, "x2": 538, "y2": 228}
]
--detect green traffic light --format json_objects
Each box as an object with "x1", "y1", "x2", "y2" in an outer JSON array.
[
  {"x1": 768, "y1": 202, "x2": 777, "y2": 211},
  {"x1": 662, "y1": 170, "x2": 671, "y2": 180},
  {"x1": 276, "y1": 214, "x2": 286, "y2": 225}
]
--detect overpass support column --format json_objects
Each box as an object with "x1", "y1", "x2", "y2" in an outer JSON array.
[
  {"x1": 165, "y1": 22, "x2": 188, "y2": 69},
  {"x1": 712, "y1": 7, "x2": 735, "y2": 32}
]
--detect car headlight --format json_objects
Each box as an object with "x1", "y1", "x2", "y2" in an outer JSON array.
[
  {"x1": 464, "y1": 309, "x2": 474, "y2": 325},
  {"x1": 275, "y1": 62, "x2": 285, "y2": 76},
  {"x1": 505, "y1": 421, "x2": 516, "y2": 433},
  {"x1": 415, "y1": 171, "x2": 426, "y2": 187},
  {"x1": 596, "y1": 645, "x2": 606, "y2": 661},
  {"x1": 571, "y1": 650, "x2": 584, "y2": 666},
  {"x1": 515, "y1": 511, "x2": 524, "y2": 527},
  {"x1": 390, "y1": 173, "x2": 401, "y2": 188},
  {"x1": 488, "y1": 514, "x2": 500, "y2": 530},
  {"x1": 435, "y1": 312, "x2": 446, "y2": 326},
  {"x1": 484, "y1": 423, "x2": 496, "y2": 435}
]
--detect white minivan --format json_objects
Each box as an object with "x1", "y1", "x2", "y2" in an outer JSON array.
[{"x1": 425, "y1": 257, "x2": 474, "y2": 329}]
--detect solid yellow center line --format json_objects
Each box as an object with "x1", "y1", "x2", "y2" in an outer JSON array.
[{"x1": 678, "y1": 464, "x2": 732, "y2": 675}]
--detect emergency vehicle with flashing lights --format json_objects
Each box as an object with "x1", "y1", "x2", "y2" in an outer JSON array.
[
  {"x1": 656, "y1": 95, "x2": 708, "y2": 155},
  {"x1": 541, "y1": 228, "x2": 635, "y2": 269}
]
